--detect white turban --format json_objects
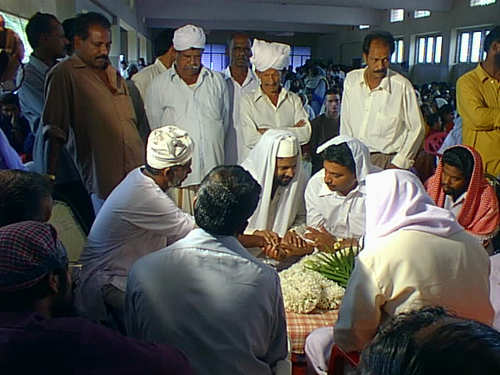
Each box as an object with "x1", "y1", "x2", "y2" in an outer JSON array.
[
  {"x1": 250, "y1": 39, "x2": 290, "y2": 72},
  {"x1": 146, "y1": 126, "x2": 193, "y2": 169},
  {"x1": 173, "y1": 24, "x2": 206, "y2": 51},
  {"x1": 435, "y1": 97, "x2": 448, "y2": 109}
]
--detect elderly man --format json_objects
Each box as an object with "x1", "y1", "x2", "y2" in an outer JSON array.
[
  {"x1": 426, "y1": 145, "x2": 499, "y2": 248},
  {"x1": 0, "y1": 221, "x2": 192, "y2": 374},
  {"x1": 241, "y1": 130, "x2": 310, "y2": 261},
  {"x1": 305, "y1": 170, "x2": 494, "y2": 375},
  {"x1": 43, "y1": 12, "x2": 144, "y2": 215},
  {"x1": 146, "y1": 24, "x2": 229, "y2": 215},
  {"x1": 457, "y1": 26, "x2": 500, "y2": 177},
  {"x1": 308, "y1": 88, "x2": 342, "y2": 173},
  {"x1": 340, "y1": 31, "x2": 424, "y2": 170},
  {"x1": 304, "y1": 136, "x2": 379, "y2": 251},
  {"x1": 224, "y1": 32, "x2": 259, "y2": 164},
  {"x1": 126, "y1": 165, "x2": 289, "y2": 375},
  {"x1": 240, "y1": 39, "x2": 311, "y2": 158},
  {"x1": 76, "y1": 126, "x2": 195, "y2": 332}
]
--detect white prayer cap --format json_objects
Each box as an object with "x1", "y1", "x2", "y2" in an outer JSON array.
[
  {"x1": 276, "y1": 135, "x2": 299, "y2": 158},
  {"x1": 250, "y1": 39, "x2": 290, "y2": 72},
  {"x1": 435, "y1": 97, "x2": 448, "y2": 109},
  {"x1": 146, "y1": 126, "x2": 193, "y2": 169},
  {"x1": 173, "y1": 24, "x2": 206, "y2": 51}
]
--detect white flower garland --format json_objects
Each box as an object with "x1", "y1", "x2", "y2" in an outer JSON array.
[{"x1": 279, "y1": 254, "x2": 345, "y2": 313}]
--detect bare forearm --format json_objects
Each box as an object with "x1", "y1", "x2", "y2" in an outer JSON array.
[{"x1": 46, "y1": 136, "x2": 64, "y2": 176}]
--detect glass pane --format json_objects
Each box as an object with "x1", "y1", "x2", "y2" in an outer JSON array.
[
  {"x1": 0, "y1": 11, "x2": 32, "y2": 63},
  {"x1": 435, "y1": 36, "x2": 442, "y2": 63},
  {"x1": 414, "y1": 10, "x2": 431, "y2": 18},
  {"x1": 470, "y1": 31, "x2": 482, "y2": 62},
  {"x1": 397, "y1": 40, "x2": 404, "y2": 63},
  {"x1": 426, "y1": 37, "x2": 434, "y2": 63},
  {"x1": 470, "y1": 0, "x2": 496, "y2": 6},
  {"x1": 459, "y1": 33, "x2": 470, "y2": 63},
  {"x1": 418, "y1": 37, "x2": 426, "y2": 63},
  {"x1": 390, "y1": 9, "x2": 404, "y2": 22}
]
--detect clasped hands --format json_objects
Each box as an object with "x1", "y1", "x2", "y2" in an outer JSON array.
[{"x1": 253, "y1": 229, "x2": 313, "y2": 261}]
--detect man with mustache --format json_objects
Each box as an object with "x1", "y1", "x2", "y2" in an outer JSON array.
[
  {"x1": 146, "y1": 24, "x2": 229, "y2": 215},
  {"x1": 240, "y1": 39, "x2": 311, "y2": 159},
  {"x1": 340, "y1": 31, "x2": 424, "y2": 170},
  {"x1": 43, "y1": 12, "x2": 144, "y2": 216}
]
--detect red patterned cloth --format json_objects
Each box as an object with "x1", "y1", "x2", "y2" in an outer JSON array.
[
  {"x1": 286, "y1": 309, "x2": 338, "y2": 354},
  {"x1": 426, "y1": 145, "x2": 500, "y2": 240}
]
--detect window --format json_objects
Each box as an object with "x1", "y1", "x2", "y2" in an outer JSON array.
[
  {"x1": 0, "y1": 11, "x2": 32, "y2": 63},
  {"x1": 470, "y1": 0, "x2": 496, "y2": 6},
  {"x1": 390, "y1": 9, "x2": 404, "y2": 23},
  {"x1": 391, "y1": 39, "x2": 404, "y2": 64},
  {"x1": 358, "y1": 25, "x2": 370, "y2": 30},
  {"x1": 414, "y1": 10, "x2": 431, "y2": 18},
  {"x1": 290, "y1": 46, "x2": 311, "y2": 71},
  {"x1": 415, "y1": 35, "x2": 443, "y2": 64},
  {"x1": 457, "y1": 28, "x2": 491, "y2": 63},
  {"x1": 201, "y1": 44, "x2": 226, "y2": 72}
]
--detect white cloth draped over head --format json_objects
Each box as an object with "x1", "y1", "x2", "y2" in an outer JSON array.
[
  {"x1": 146, "y1": 125, "x2": 193, "y2": 169},
  {"x1": 365, "y1": 170, "x2": 463, "y2": 244},
  {"x1": 241, "y1": 130, "x2": 306, "y2": 237},
  {"x1": 173, "y1": 24, "x2": 206, "y2": 51},
  {"x1": 250, "y1": 39, "x2": 291, "y2": 72},
  {"x1": 317, "y1": 135, "x2": 381, "y2": 183}
]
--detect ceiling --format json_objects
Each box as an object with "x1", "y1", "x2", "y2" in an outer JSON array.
[{"x1": 137, "y1": 0, "x2": 453, "y2": 33}]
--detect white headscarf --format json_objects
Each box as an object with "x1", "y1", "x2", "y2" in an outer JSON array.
[
  {"x1": 146, "y1": 125, "x2": 193, "y2": 169},
  {"x1": 241, "y1": 130, "x2": 307, "y2": 236},
  {"x1": 365, "y1": 170, "x2": 463, "y2": 244},
  {"x1": 317, "y1": 135, "x2": 380, "y2": 183},
  {"x1": 173, "y1": 24, "x2": 206, "y2": 51},
  {"x1": 250, "y1": 39, "x2": 290, "y2": 72}
]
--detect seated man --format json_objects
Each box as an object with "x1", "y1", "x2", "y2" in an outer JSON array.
[
  {"x1": 76, "y1": 126, "x2": 195, "y2": 332},
  {"x1": 0, "y1": 221, "x2": 192, "y2": 374},
  {"x1": 125, "y1": 165, "x2": 289, "y2": 375},
  {"x1": 305, "y1": 170, "x2": 494, "y2": 375},
  {"x1": 0, "y1": 169, "x2": 52, "y2": 227},
  {"x1": 241, "y1": 130, "x2": 310, "y2": 260},
  {"x1": 426, "y1": 144, "x2": 499, "y2": 248},
  {"x1": 305, "y1": 135, "x2": 379, "y2": 251}
]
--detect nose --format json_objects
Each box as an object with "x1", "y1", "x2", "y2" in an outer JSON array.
[{"x1": 285, "y1": 167, "x2": 295, "y2": 178}]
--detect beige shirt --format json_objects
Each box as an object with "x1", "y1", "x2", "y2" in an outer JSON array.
[
  {"x1": 334, "y1": 229, "x2": 494, "y2": 352},
  {"x1": 43, "y1": 55, "x2": 144, "y2": 199}
]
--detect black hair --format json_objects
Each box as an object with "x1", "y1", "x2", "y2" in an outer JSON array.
[
  {"x1": 62, "y1": 18, "x2": 76, "y2": 44},
  {"x1": 153, "y1": 29, "x2": 175, "y2": 58},
  {"x1": 438, "y1": 104, "x2": 454, "y2": 115},
  {"x1": 323, "y1": 142, "x2": 356, "y2": 175},
  {"x1": 0, "y1": 92, "x2": 19, "y2": 106},
  {"x1": 425, "y1": 113, "x2": 440, "y2": 127},
  {"x1": 325, "y1": 87, "x2": 342, "y2": 97},
  {"x1": 26, "y1": 12, "x2": 58, "y2": 50},
  {"x1": 226, "y1": 31, "x2": 252, "y2": 48},
  {"x1": 442, "y1": 147, "x2": 474, "y2": 185},
  {"x1": 75, "y1": 12, "x2": 111, "y2": 40},
  {"x1": 194, "y1": 165, "x2": 261, "y2": 236},
  {"x1": 484, "y1": 25, "x2": 500, "y2": 53},
  {"x1": 362, "y1": 31, "x2": 395, "y2": 55},
  {"x1": 0, "y1": 170, "x2": 51, "y2": 227}
]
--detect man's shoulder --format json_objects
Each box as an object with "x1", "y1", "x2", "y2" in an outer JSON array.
[
  {"x1": 457, "y1": 65, "x2": 483, "y2": 87},
  {"x1": 306, "y1": 169, "x2": 325, "y2": 193},
  {"x1": 345, "y1": 68, "x2": 364, "y2": 83},
  {"x1": 388, "y1": 69, "x2": 414, "y2": 88}
]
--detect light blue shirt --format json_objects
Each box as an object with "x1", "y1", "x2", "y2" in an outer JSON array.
[{"x1": 126, "y1": 228, "x2": 287, "y2": 375}]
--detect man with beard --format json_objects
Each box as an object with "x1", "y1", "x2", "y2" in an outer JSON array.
[
  {"x1": 43, "y1": 12, "x2": 144, "y2": 215},
  {"x1": 457, "y1": 26, "x2": 500, "y2": 177},
  {"x1": 146, "y1": 24, "x2": 229, "y2": 215},
  {"x1": 76, "y1": 126, "x2": 195, "y2": 332},
  {"x1": 340, "y1": 31, "x2": 424, "y2": 170},
  {"x1": 223, "y1": 32, "x2": 259, "y2": 164},
  {"x1": 0, "y1": 221, "x2": 192, "y2": 374}
]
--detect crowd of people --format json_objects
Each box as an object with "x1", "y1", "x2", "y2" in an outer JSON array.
[{"x1": 0, "y1": 9, "x2": 500, "y2": 374}]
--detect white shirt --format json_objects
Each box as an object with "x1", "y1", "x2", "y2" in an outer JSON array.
[
  {"x1": 223, "y1": 66, "x2": 259, "y2": 164},
  {"x1": 126, "y1": 228, "x2": 288, "y2": 375},
  {"x1": 76, "y1": 167, "x2": 195, "y2": 321},
  {"x1": 131, "y1": 58, "x2": 168, "y2": 100},
  {"x1": 145, "y1": 66, "x2": 230, "y2": 187},
  {"x1": 305, "y1": 169, "x2": 366, "y2": 239},
  {"x1": 444, "y1": 191, "x2": 467, "y2": 217},
  {"x1": 340, "y1": 68, "x2": 424, "y2": 169},
  {"x1": 240, "y1": 86, "x2": 311, "y2": 157}
]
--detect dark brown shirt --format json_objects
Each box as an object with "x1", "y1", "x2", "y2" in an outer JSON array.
[{"x1": 309, "y1": 114, "x2": 340, "y2": 173}]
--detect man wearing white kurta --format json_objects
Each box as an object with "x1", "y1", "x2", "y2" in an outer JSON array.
[
  {"x1": 305, "y1": 136, "x2": 379, "y2": 244},
  {"x1": 223, "y1": 33, "x2": 259, "y2": 164},
  {"x1": 305, "y1": 170, "x2": 494, "y2": 375},
  {"x1": 340, "y1": 32, "x2": 424, "y2": 170},
  {"x1": 240, "y1": 39, "x2": 311, "y2": 158},
  {"x1": 145, "y1": 24, "x2": 230, "y2": 214},
  {"x1": 76, "y1": 126, "x2": 195, "y2": 331}
]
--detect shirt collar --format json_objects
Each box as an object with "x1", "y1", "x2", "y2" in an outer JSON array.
[
  {"x1": 475, "y1": 62, "x2": 497, "y2": 83},
  {"x1": 360, "y1": 67, "x2": 393, "y2": 94},
  {"x1": 252, "y1": 85, "x2": 288, "y2": 103},
  {"x1": 224, "y1": 66, "x2": 258, "y2": 86},
  {"x1": 168, "y1": 64, "x2": 209, "y2": 83},
  {"x1": 153, "y1": 57, "x2": 168, "y2": 72},
  {"x1": 28, "y1": 54, "x2": 51, "y2": 75}
]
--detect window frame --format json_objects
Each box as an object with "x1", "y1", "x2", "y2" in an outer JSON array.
[
  {"x1": 391, "y1": 38, "x2": 405, "y2": 64},
  {"x1": 456, "y1": 27, "x2": 491, "y2": 63},
  {"x1": 389, "y1": 8, "x2": 405, "y2": 23},
  {"x1": 470, "y1": 0, "x2": 496, "y2": 7},
  {"x1": 414, "y1": 34, "x2": 443, "y2": 64},
  {"x1": 414, "y1": 10, "x2": 431, "y2": 19}
]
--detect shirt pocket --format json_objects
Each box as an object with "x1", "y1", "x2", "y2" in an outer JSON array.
[{"x1": 368, "y1": 112, "x2": 402, "y2": 142}]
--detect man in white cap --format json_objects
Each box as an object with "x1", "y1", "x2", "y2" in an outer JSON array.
[
  {"x1": 145, "y1": 24, "x2": 229, "y2": 215},
  {"x1": 241, "y1": 130, "x2": 310, "y2": 261},
  {"x1": 240, "y1": 39, "x2": 311, "y2": 158},
  {"x1": 76, "y1": 126, "x2": 196, "y2": 333}
]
